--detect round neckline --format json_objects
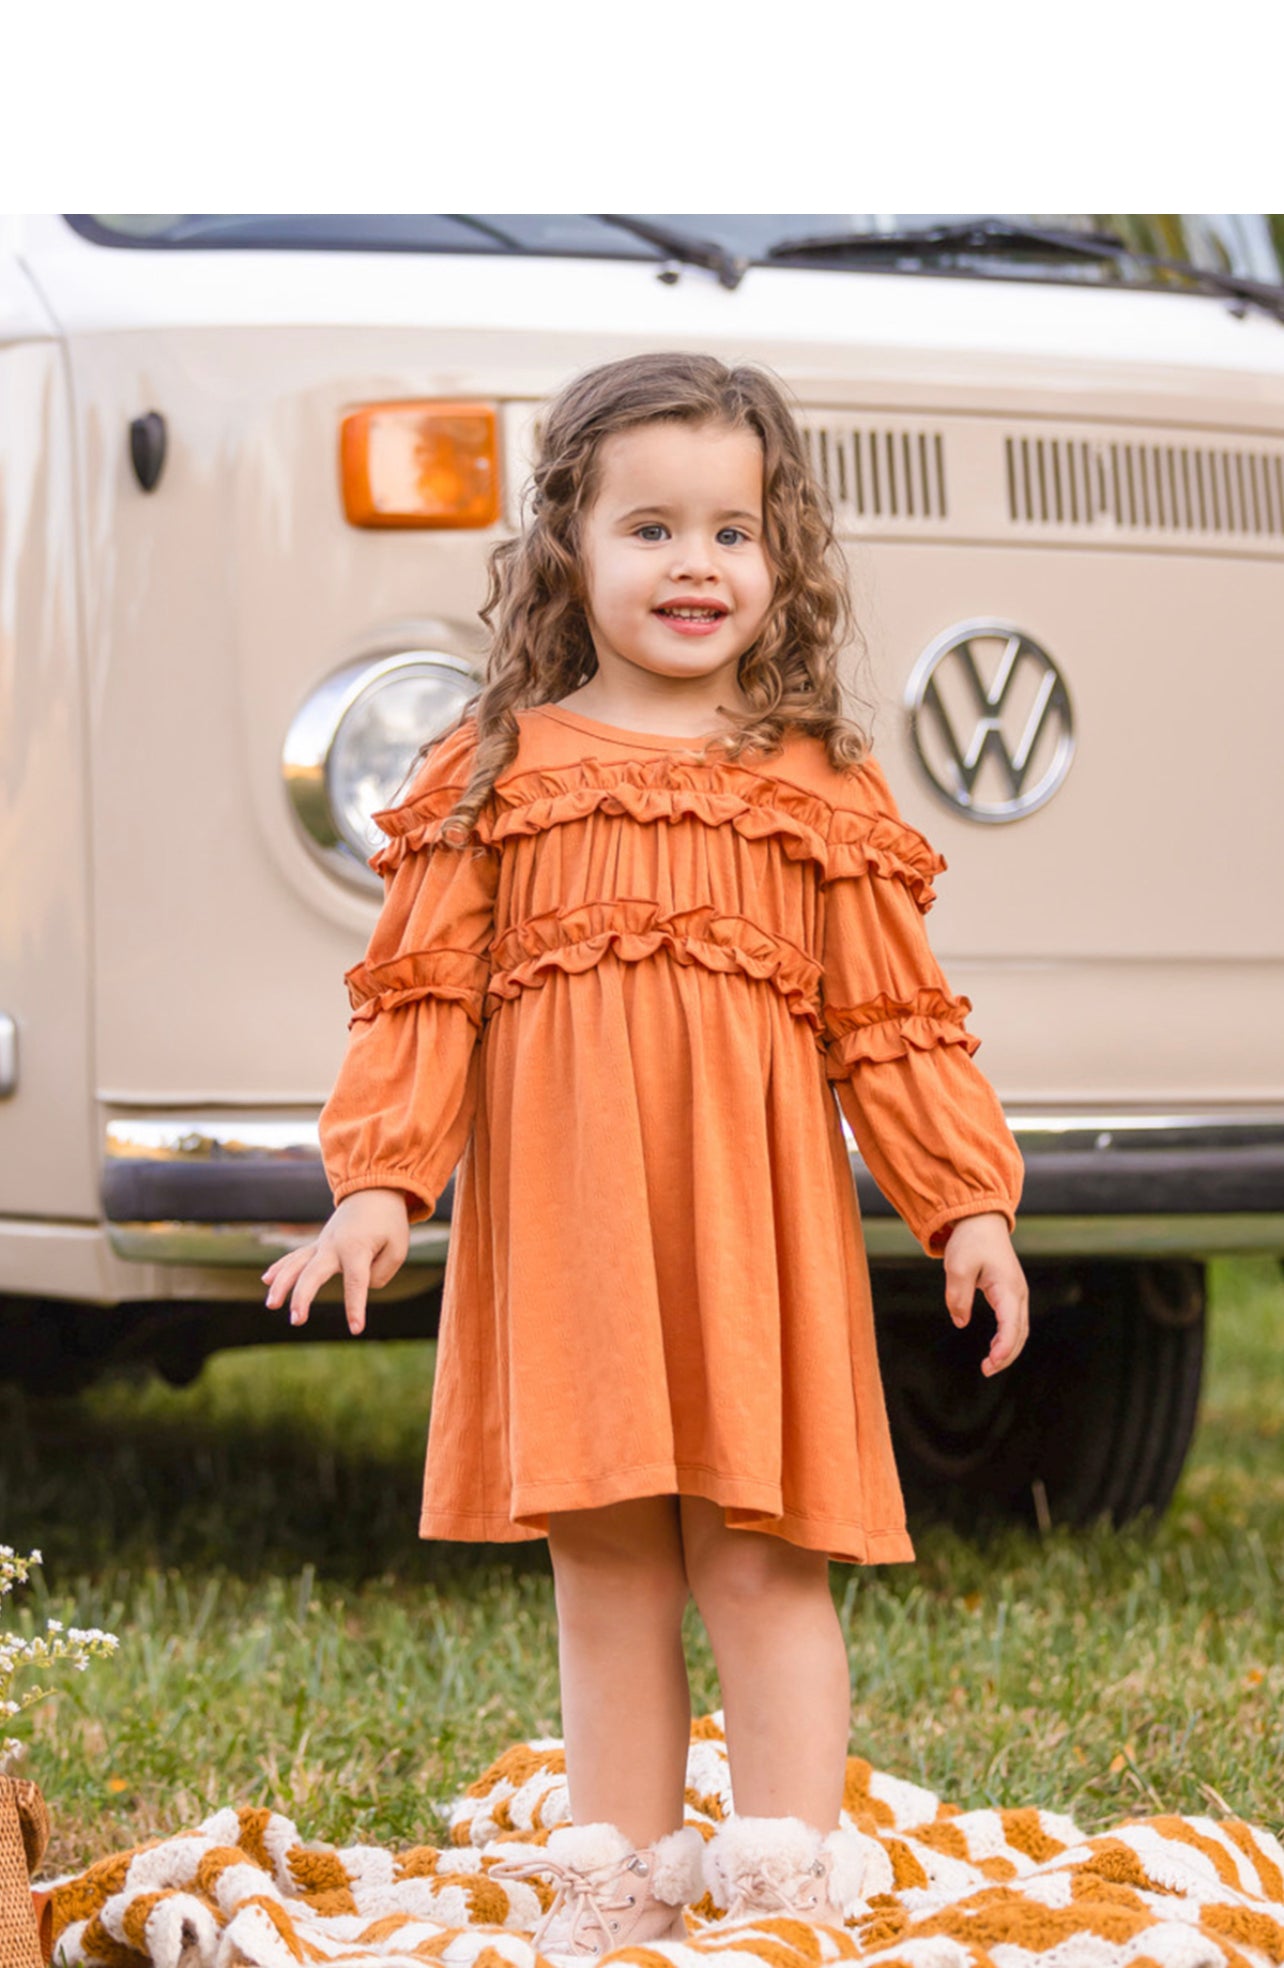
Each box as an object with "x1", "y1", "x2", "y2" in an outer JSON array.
[{"x1": 535, "y1": 702, "x2": 735, "y2": 750}]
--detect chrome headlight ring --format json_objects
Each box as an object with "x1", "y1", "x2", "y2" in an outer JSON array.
[{"x1": 284, "y1": 650, "x2": 480, "y2": 890}]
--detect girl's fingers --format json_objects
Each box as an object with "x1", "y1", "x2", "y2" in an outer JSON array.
[
  {"x1": 343, "y1": 1250, "x2": 374, "y2": 1335},
  {"x1": 268, "y1": 1232, "x2": 402, "y2": 1331},
  {"x1": 264, "y1": 1245, "x2": 316, "y2": 1308},
  {"x1": 982, "y1": 1281, "x2": 1030, "y2": 1376},
  {"x1": 288, "y1": 1246, "x2": 342, "y2": 1326},
  {"x1": 943, "y1": 1267, "x2": 975, "y2": 1327}
]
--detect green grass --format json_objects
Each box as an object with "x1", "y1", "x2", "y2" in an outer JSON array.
[{"x1": 2, "y1": 1256, "x2": 1280, "y2": 1875}]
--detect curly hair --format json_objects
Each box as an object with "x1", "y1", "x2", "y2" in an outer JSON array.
[{"x1": 409, "y1": 350, "x2": 875, "y2": 845}]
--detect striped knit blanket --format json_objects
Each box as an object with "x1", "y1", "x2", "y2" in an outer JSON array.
[{"x1": 42, "y1": 1712, "x2": 1284, "y2": 1968}]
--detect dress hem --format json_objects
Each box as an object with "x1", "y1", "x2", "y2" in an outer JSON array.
[{"x1": 419, "y1": 1461, "x2": 915, "y2": 1567}]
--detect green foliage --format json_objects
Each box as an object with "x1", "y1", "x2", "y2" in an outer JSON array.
[{"x1": 1, "y1": 1257, "x2": 1279, "y2": 1872}]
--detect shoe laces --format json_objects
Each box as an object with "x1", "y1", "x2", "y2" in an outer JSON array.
[
  {"x1": 723, "y1": 1852, "x2": 830, "y2": 1922},
  {"x1": 490, "y1": 1846, "x2": 649, "y2": 1954}
]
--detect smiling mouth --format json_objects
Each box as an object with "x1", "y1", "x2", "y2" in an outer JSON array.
[{"x1": 654, "y1": 606, "x2": 727, "y2": 620}]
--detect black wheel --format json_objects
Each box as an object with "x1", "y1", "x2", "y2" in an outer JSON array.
[{"x1": 872, "y1": 1260, "x2": 1206, "y2": 1530}]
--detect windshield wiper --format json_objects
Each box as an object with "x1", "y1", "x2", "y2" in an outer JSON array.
[
  {"x1": 769, "y1": 219, "x2": 1133, "y2": 265},
  {"x1": 765, "y1": 218, "x2": 1284, "y2": 324},
  {"x1": 595, "y1": 215, "x2": 751, "y2": 291}
]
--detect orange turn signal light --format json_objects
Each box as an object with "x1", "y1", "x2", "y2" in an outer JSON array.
[{"x1": 340, "y1": 401, "x2": 501, "y2": 528}]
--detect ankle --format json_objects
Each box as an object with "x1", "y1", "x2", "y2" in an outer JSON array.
[
  {"x1": 568, "y1": 1792, "x2": 689, "y2": 1851},
  {"x1": 616, "y1": 1817, "x2": 687, "y2": 1849}
]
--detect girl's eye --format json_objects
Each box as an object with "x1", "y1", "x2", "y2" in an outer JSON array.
[{"x1": 633, "y1": 524, "x2": 750, "y2": 545}]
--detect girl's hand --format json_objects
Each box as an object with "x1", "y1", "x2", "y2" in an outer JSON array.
[
  {"x1": 261, "y1": 1189, "x2": 412, "y2": 1335},
  {"x1": 942, "y1": 1213, "x2": 1029, "y2": 1376}
]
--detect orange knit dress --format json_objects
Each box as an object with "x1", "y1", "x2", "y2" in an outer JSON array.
[{"x1": 318, "y1": 703, "x2": 1025, "y2": 1566}]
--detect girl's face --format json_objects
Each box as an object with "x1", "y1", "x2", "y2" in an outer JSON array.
[{"x1": 577, "y1": 420, "x2": 775, "y2": 703}]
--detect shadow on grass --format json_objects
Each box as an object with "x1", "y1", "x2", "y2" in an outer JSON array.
[{"x1": 0, "y1": 1338, "x2": 552, "y2": 1591}]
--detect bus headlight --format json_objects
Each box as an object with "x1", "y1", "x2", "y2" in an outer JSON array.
[{"x1": 284, "y1": 650, "x2": 479, "y2": 887}]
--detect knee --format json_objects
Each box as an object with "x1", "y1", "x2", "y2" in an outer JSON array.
[
  {"x1": 548, "y1": 1499, "x2": 690, "y2": 1624},
  {"x1": 683, "y1": 1525, "x2": 830, "y2": 1627}
]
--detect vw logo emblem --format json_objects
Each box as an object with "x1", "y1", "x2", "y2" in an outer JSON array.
[{"x1": 905, "y1": 619, "x2": 1075, "y2": 823}]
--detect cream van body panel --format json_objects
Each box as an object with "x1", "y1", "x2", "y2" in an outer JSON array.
[
  {"x1": 0, "y1": 271, "x2": 97, "y2": 1218},
  {"x1": 39, "y1": 317, "x2": 1283, "y2": 1106}
]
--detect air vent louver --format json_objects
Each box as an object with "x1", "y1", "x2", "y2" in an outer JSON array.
[
  {"x1": 1006, "y1": 434, "x2": 1284, "y2": 538},
  {"x1": 799, "y1": 420, "x2": 948, "y2": 525}
]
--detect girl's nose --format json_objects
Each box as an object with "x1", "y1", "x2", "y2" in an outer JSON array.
[{"x1": 667, "y1": 535, "x2": 719, "y2": 577}]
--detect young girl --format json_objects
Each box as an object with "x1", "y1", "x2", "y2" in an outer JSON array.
[{"x1": 263, "y1": 352, "x2": 1028, "y2": 1961}]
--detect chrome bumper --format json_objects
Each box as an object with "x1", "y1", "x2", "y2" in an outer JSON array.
[{"x1": 102, "y1": 1107, "x2": 1284, "y2": 1264}]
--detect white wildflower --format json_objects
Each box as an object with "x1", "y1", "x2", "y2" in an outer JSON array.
[{"x1": 0, "y1": 1543, "x2": 120, "y2": 1773}]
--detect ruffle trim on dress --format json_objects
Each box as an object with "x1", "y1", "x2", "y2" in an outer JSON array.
[
  {"x1": 485, "y1": 899, "x2": 825, "y2": 1030},
  {"x1": 369, "y1": 756, "x2": 944, "y2": 906},
  {"x1": 344, "y1": 948, "x2": 490, "y2": 1029},
  {"x1": 825, "y1": 810, "x2": 946, "y2": 910},
  {"x1": 822, "y1": 987, "x2": 981, "y2": 1073}
]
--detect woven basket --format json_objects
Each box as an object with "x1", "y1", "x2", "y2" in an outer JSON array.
[{"x1": 0, "y1": 1776, "x2": 50, "y2": 1968}]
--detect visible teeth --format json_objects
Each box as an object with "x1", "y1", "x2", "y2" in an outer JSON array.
[{"x1": 660, "y1": 607, "x2": 721, "y2": 619}]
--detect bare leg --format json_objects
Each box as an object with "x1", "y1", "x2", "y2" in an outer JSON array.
[
  {"x1": 679, "y1": 1497, "x2": 851, "y2": 1831},
  {"x1": 545, "y1": 1495, "x2": 693, "y2": 1848}
]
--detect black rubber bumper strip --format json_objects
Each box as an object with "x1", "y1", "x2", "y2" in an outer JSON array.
[{"x1": 100, "y1": 1144, "x2": 1284, "y2": 1227}]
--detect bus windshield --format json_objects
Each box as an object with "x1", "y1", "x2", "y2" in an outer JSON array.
[{"x1": 65, "y1": 213, "x2": 1284, "y2": 302}]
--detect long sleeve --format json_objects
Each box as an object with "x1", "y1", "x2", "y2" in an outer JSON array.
[
  {"x1": 819, "y1": 759, "x2": 1024, "y2": 1259},
  {"x1": 318, "y1": 736, "x2": 498, "y2": 1225}
]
